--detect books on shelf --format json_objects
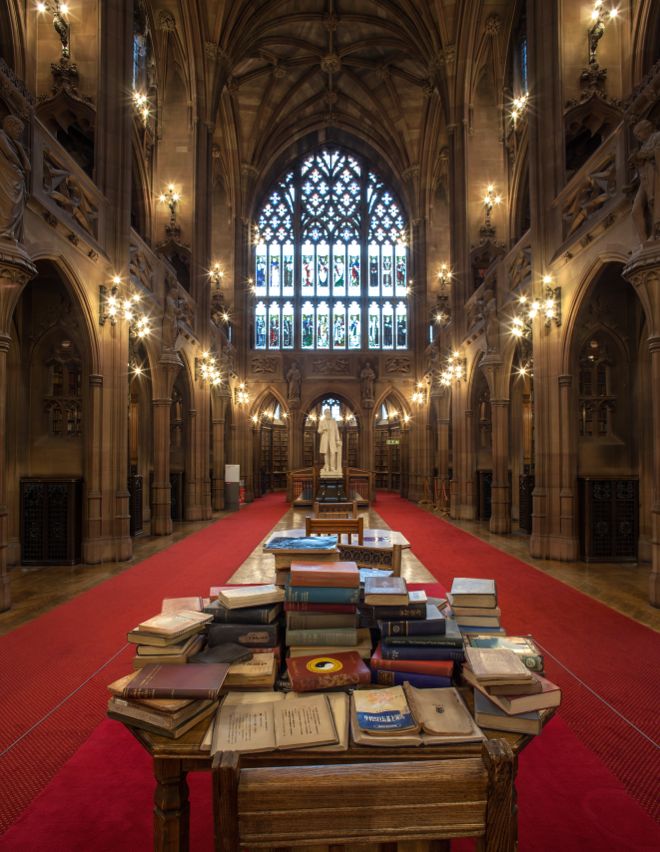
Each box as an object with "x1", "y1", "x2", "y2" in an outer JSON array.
[
  {"x1": 449, "y1": 578, "x2": 497, "y2": 608},
  {"x1": 137, "y1": 610, "x2": 212, "y2": 638},
  {"x1": 216, "y1": 585, "x2": 285, "y2": 609},
  {"x1": 212, "y1": 692, "x2": 340, "y2": 753},
  {"x1": 122, "y1": 663, "x2": 230, "y2": 700},
  {"x1": 464, "y1": 647, "x2": 533, "y2": 684},
  {"x1": 286, "y1": 651, "x2": 371, "y2": 692},
  {"x1": 350, "y1": 685, "x2": 484, "y2": 747},
  {"x1": 463, "y1": 634, "x2": 544, "y2": 673},
  {"x1": 289, "y1": 561, "x2": 360, "y2": 588},
  {"x1": 364, "y1": 576, "x2": 408, "y2": 606},
  {"x1": 473, "y1": 691, "x2": 543, "y2": 735}
]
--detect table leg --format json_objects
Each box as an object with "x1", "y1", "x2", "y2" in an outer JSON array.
[{"x1": 153, "y1": 758, "x2": 190, "y2": 852}]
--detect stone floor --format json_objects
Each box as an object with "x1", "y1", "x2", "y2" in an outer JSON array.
[{"x1": 1, "y1": 498, "x2": 658, "y2": 637}]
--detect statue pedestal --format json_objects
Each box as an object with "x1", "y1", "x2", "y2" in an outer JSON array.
[{"x1": 316, "y1": 477, "x2": 347, "y2": 503}]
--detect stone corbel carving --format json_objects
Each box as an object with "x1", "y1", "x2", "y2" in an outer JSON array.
[
  {"x1": 630, "y1": 119, "x2": 660, "y2": 244},
  {"x1": 0, "y1": 115, "x2": 30, "y2": 243}
]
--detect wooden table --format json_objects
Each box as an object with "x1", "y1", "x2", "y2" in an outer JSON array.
[{"x1": 122, "y1": 691, "x2": 554, "y2": 852}]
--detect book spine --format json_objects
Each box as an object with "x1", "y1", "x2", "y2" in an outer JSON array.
[
  {"x1": 382, "y1": 635, "x2": 464, "y2": 648},
  {"x1": 454, "y1": 618, "x2": 501, "y2": 627},
  {"x1": 457, "y1": 625, "x2": 505, "y2": 634},
  {"x1": 371, "y1": 670, "x2": 452, "y2": 689},
  {"x1": 286, "y1": 628, "x2": 358, "y2": 647},
  {"x1": 288, "y1": 670, "x2": 371, "y2": 692},
  {"x1": 207, "y1": 624, "x2": 278, "y2": 646},
  {"x1": 285, "y1": 586, "x2": 360, "y2": 604},
  {"x1": 284, "y1": 602, "x2": 356, "y2": 613},
  {"x1": 379, "y1": 619, "x2": 446, "y2": 638},
  {"x1": 286, "y1": 613, "x2": 357, "y2": 630},
  {"x1": 205, "y1": 605, "x2": 275, "y2": 624},
  {"x1": 123, "y1": 687, "x2": 219, "y2": 699},
  {"x1": 370, "y1": 655, "x2": 454, "y2": 677},
  {"x1": 380, "y1": 644, "x2": 465, "y2": 662},
  {"x1": 290, "y1": 573, "x2": 360, "y2": 588},
  {"x1": 364, "y1": 605, "x2": 426, "y2": 620}
]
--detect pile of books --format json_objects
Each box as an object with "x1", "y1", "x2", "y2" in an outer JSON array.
[
  {"x1": 463, "y1": 646, "x2": 561, "y2": 735},
  {"x1": 201, "y1": 584, "x2": 285, "y2": 689},
  {"x1": 284, "y1": 562, "x2": 371, "y2": 659},
  {"x1": 449, "y1": 577, "x2": 504, "y2": 634},
  {"x1": 126, "y1": 609, "x2": 212, "y2": 668},
  {"x1": 367, "y1": 577, "x2": 463, "y2": 686},
  {"x1": 106, "y1": 662, "x2": 229, "y2": 739}
]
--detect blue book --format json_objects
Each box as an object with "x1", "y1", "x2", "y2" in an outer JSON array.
[
  {"x1": 371, "y1": 669, "x2": 452, "y2": 689},
  {"x1": 266, "y1": 535, "x2": 337, "y2": 550},
  {"x1": 380, "y1": 642, "x2": 465, "y2": 662},
  {"x1": 379, "y1": 604, "x2": 446, "y2": 638},
  {"x1": 285, "y1": 585, "x2": 361, "y2": 605},
  {"x1": 458, "y1": 625, "x2": 506, "y2": 634},
  {"x1": 381, "y1": 618, "x2": 463, "y2": 648}
]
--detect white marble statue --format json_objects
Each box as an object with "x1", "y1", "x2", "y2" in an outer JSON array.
[{"x1": 318, "y1": 407, "x2": 342, "y2": 475}]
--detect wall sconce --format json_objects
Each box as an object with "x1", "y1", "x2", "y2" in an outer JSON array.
[
  {"x1": 440, "y1": 351, "x2": 466, "y2": 387},
  {"x1": 235, "y1": 382, "x2": 250, "y2": 405},
  {"x1": 510, "y1": 276, "x2": 561, "y2": 337},
  {"x1": 510, "y1": 92, "x2": 529, "y2": 125},
  {"x1": 36, "y1": 1, "x2": 70, "y2": 60},
  {"x1": 438, "y1": 263, "x2": 451, "y2": 288},
  {"x1": 99, "y1": 275, "x2": 151, "y2": 337},
  {"x1": 588, "y1": 1, "x2": 618, "y2": 67},
  {"x1": 411, "y1": 381, "x2": 427, "y2": 406},
  {"x1": 482, "y1": 184, "x2": 502, "y2": 230},
  {"x1": 132, "y1": 90, "x2": 150, "y2": 125},
  {"x1": 209, "y1": 262, "x2": 224, "y2": 290},
  {"x1": 158, "y1": 184, "x2": 181, "y2": 235},
  {"x1": 195, "y1": 351, "x2": 222, "y2": 387}
]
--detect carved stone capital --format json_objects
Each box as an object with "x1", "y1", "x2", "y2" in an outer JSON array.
[{"x1": 0, "y1": 242, "x2": 37, "y2": 284}]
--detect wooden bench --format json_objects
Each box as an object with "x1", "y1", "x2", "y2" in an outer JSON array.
[
  {"x1": 338, "y1": 541, "x2": 403, "y2": 577},
  {"x1": 313, "y1": 500, "x2": 359, "y2": 519},
  {"x1": 213, "y1": 739, "x2": 516, "y2": 851},
  {"x1": 305, "y1": 515, "x2": 364, "y2": 544}
]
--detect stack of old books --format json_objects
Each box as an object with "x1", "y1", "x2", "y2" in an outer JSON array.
[
  {"x1": 284, "y1": 562, "x2": 371, "y2": 659},
  {"x1": 199, "y1": 585, "x2": 285, "y2": 689},
  {"x1": 368, "y1": 578, "x2": 464, "y2": 681},
  {"x1": 463, "y1": 646, "x2": 561, "y2": 735},
  {"x1": 106, "y1": 662, "x2": 229, "y2": 739},
  {"x1": 449, "y1": 577, "x2": 504, "y2": 634},
  {"x1": 127, "y1": 609, "x2": 213, "y2": 669}
]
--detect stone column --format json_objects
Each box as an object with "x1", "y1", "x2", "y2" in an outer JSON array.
[
  {"x1": 490, "y1": 399, "x2": 511, "y2": 534},
  {"x1": 558, "y1": 374, "x2": 579, "y2": 559},
  {"x1": 0, "y1": 245, "x2": 37, "y2": 611},
  {"x1": 151, "y1": 355, "x2": 181, "y2": 535},
  {"x1": 360, "y1": 405, "x2": 375, "y2": 501},
  {"x1": 211, "y1": 390, "x2": 227, "y2": 511},
  {"x1": 434, "y1": 390, "x2": 451, "y2": 510}
]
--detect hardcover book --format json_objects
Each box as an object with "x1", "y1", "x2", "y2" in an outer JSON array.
[
  {"x1": 290, "y1": 561, "x2": 360, "y2": 588},
  {"x1": 463, "y1": 634, "x2": 544, "y2": 673},
  {"x1": 204, "y1": 600, "x2": 282, "y2": 624},
  {"x1": 107, "y1": 673, "x2": 194, "y2": 713},
  {"x1": 382, "y1": 618, "x2": 463, "y2": 648},
  {"x1": 371, "y1": 669, "x2": 452, "y2": 689},
  {"x1": 449, "y1": 578, "x2": 497, "y2": 608},
  {"x1": 464, "y1": 668, "x2": 561, "y2": 715},
  {"x1": 364, "y1": 576, "x2": 408, "y2": 606},
  {"x1": 286, "y1": 612, "x2": 357, "y2": 630},
  {"x1": 284, "y1": 602, "x2": 357, "y2": 614},
  {"x1": 380, "y1": 642, "x2": 465, "y2": 662},
  {"x1": 285, "y1": 586, "x2": 360, "y2": 605},
  {"x1": 127, "y1": 623, "x2": 205, "y2": 647},
  {"x1": 107, "y1": 697, "x2": 217, "y2": 739},
  {"x1": 216, "y1": 585, "x2": 284, "y2": 609},
  {"x1": 286, "y1": 651, "x2": 371, "y2": 692},
  {"x1": 224, "y1": 652, "x2": 277, "y2": 689},
  {"x1": 131, "y1": 635, "x2": 205, "y2": 668},
  {"x1": 370, "y1": 644, "x2": 454, "y2": 678},
  {"x1": 161, "y1": 597, "x2": 203, "y2": 614},
  {"x1": 378, "y1": 604, "x2": 446, "y2": 637},
  {"x1": 454, "y1": 615, "x2": 501, "y2": 628},
  {"x1": 137, "y1": 610, "x2": 212, "y2": 638},
  {"x1": 363, "y1": 602, "x2": 426, "y2": 621},
  {"x1": 135, "y1": 633, "x2": 204, "y2": 657},
  {"x1": 354, "y1": 685, "x2": 420, "y2": 735},
  {"x1": 207, "y1": 622, "x2": 279, "y2": 648},
  {"x1": 211, "y1": 693, "x2": 341, "y2": 753},
  {"x1": 189, "y1": 643, "x2": 253, "y2": 665},
  {"x1": 464, "y1": 647, "x2": 533, "y2": 683},
  {"x1": 122, "y1": 663, "x2": 230, "y2": 699},
  {"x1": 286, "y1": 627, "x2": 358, "y2": 647},
  {"x1": 474, "y1": 691, "x2": 542, "y2": 735}
]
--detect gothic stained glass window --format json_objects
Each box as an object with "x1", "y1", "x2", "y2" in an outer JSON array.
[{"x1": 253, "y1": 149, "x2": 408, "y2": 350}]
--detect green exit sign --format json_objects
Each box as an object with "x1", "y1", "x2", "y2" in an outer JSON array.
[{"x1": 386, "y1": 439, "x2": 400, "y2": 445}]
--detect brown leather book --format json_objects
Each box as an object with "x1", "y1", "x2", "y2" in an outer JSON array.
[
  {"x1": 286, "y1": 651, "x2": 371, "y2": 692},
  {"x1": 289, "y1": 561, "x2": 360, "y2": 588},
  {"x1": 122, "y1": 663, "x2": 230, "y2": 699}
]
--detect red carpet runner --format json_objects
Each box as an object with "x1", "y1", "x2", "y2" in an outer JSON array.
[
  {"x1": 0, "y1": 493, "x2": 288, "y2": 834},
  {"x1": 1, "y1": 493, "x2": 659, "y2": 850}
]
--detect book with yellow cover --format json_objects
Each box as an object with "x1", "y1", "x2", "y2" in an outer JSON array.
[{"x1": 137, "y1": 610, "x2": 212, "y2": 638}]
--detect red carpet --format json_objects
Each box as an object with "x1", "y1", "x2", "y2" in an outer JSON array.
[
  {"x1": 375, "y1": 493, "x2": 660, "y2": 825},
  {"x1": 0, "y1": 494, "x2": 288, "y2": 834}
]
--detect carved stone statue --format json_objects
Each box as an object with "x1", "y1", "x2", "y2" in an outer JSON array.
[
  {"x1": 286, "y1": 361, "x2": 302, "y2": 401},
  {"x1": 0, "y1": 116, "x2": 30, "y2": 242},
  {"x1": 360, "y1": 361, "x2": 376, "y2": 404},
  {"x1": 318, "y1": 407, "x2": 342, "y2": 475},
  {"x1": 218, "y1": 340, "x2": 236, "y2": 380},
  {"x1": 630, "y1": 119, "x2": 660, "y2": 244},
  {"x1": 483, "y1": 288, "x2": 499, "y2": 353},
  {"x1": 162, "y1": 281, "x2": 183, "y2": 351},
  {"x1": 424, "y1": 339, "x2": 441, "y2": 386}
]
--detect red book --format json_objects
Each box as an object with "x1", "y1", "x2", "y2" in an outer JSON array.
[
  {"x1": 284, "y1": 602, "x2": 357, "y2": 613},
  {"x1": 286, "y1": 651, "x2": 371, "y2": 692},
  {"x1": 122, "y1": 663, "x2": 229, "y2": 699},
  {"x1": 290, "y1": 561, "x2": 360, "y2": 588},
  {"x1": 370, "y1": 644, "x2": 454, "y2": 678}
]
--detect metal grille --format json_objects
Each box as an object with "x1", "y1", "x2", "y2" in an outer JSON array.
[
  {"x1": 21, "y1": 483, "x2": 45, "y2": 562},
  {"x1": 519, "y1": 474, "x2": 534, "y2": 533}
]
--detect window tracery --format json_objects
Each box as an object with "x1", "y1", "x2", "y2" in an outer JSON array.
[{"x1": 578, "y1": 336, "x2": 616, "y2": 438}]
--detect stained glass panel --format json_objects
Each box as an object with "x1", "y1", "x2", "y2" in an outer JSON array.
[
  {"x1": 282, "y1": 302, "x2": 294, "y2": 349},
  {"x1": 317, "y1": 244, "x2": 330, "y2": 297},
  {"x1": 255, "y1": 302, "x2": 267, "y2": 349},
  {"x1": 368, "y1": 303, "x2": 380, "y2": 348},
  {"x1": 396, "y1": 301, "x2": 407, "y2": 348},
  {"x1": 395, "y1": 245, "x2": 407, "y2": 296},
  {"x1": 301, "y1": 301, "x2": 314, "y2": 349},
  {"x1": 333, "y1": 302, "x2": 346, "y2": 348},
  {"x1": 348, "y1": 303, "x2": 361, "y2": 349},
  {"x1": 317, "y1": 302, "x2": 330, "y2": 349},
  {"x1": 282, "y1": 244, "x2": 294, "y2": 296},
  {"x1": 382, "y1": 244, "x2": 394, "y2": 296},
  {"x1": 382, "y1": 301, "x2": 394, "y2": 349},
  {"x1": 268, "y1": 302, "x2": 280, "y2": 348},
  {"x1": 348, "y1": 245, "x2": 361, "y2": 297},
  {"x1": 302, "y1": 244, "x2": 314, "y2": 292},
  {"x1": 333, "y1": 244, "x2": 346, "y2": 295},
  {"x1": 269, "y1": 245, "x2": 281, "y2": 296},
  {"x1": 256, "y1": 244, "x2": 267, "y2": 293}
]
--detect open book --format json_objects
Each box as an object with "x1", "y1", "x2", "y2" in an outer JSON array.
[
  {"x1": 211, "y1": 691, "x2": 348, "y2": 754},
  {"x1": 350, "y1": 685, "x2": 484, "y2": 747}
]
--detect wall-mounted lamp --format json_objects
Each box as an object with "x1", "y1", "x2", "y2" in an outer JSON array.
[
  {"x1": 483, "y1": 185, "x2": 502, "y2": 231},
  {"x1": 411, "y1": 381, "x2": 427, "y2": 406},
  {"x1": 132, "y1": 90, "x2": 151, "y2": 125},
  {"x1": 158, "y1": 184, "x2": 181, "y2": 236},
  {"x1": 510, "y1": 275, "x2": 561, "y2": 337},
  {"x1": 99, "y1": 275, "x2": 151, "y2": 337},
  {"x1": 438, "y1": 263, "x2": 451, "y2": 288},
  {"x1": 235, "y1": 382, "x2": 250, "y2": 406},
  {"x1": 588, "y1": 1, "x2": 619, "y2": 67},
  {"x1": 440, "y1": 351, "x2": 466, "y2": 387},
  {"x1": 195, "y1": 351, "x2": 222, "y2": 387},
  {"x1": 510, "y1": 92, "x2": 529, "y2": 125},
  {"x1": 36, "y1": 1, "x2": 70, "y2": 59},
  {"x1": 209, "y1": 262, "x2": 224, "y2": 290}
]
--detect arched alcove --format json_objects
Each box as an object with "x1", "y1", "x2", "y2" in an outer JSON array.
[{"x1": 303, "y1": 395, "x2": 359, "y2": 470}]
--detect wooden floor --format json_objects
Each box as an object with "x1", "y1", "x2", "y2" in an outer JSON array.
[{"x1": 1, "y1": 497, "x2": 658, "y2": 637}]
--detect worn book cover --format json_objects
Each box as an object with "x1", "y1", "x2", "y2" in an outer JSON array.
[
  {"x1": 464, "y1": 647, "x2": 533, "y2": 683},
  {"x1": 107, "y1": 673, "x2": 194, "y2": 713},
  {"x1": 406, "y1": 685, "x2": 480, "y2": 737},
  {"x1": 137, "y1": 610, "x2": 212, "y2": 638},
  {"x1": 136, "y1": 633, "x2": 203, "y2": 656},
  {"x1": 287, "y1": 651, "x2": 371, "y2": 692},
  {"x1": 382, "y1": 618, "x2": 463, "y2": 648},
  {"x1": 378, "y1": 604, "x2": 446, "y2": 637},
  {"x1": 189, "y1": 643, "x2": 253, "y2": 665},
  {"x1": 286, "y1": 627, "x2": 358, "y2": 647},
  {"x1": 224, "y1": 652, "x2": 277, "y2": 688},
  {"x1": 207, "y1": 622, "x2": 279, "y2": 648},
  {"x1": 449, "y1": 578, "x2": 497, "y2": 608},
  {"x1": 370, "y1": 644, "x2": 454, "y2": 678},
  {"x1": 107, "y1": 697, "x2": 217, "y2": 739},
  {"x1": 474, "y1": 690, "x2": 542, "y2": 735},
  {"x1": 204, "y1": 600, "x2": 282, "y2": 624},
  {"x1": 464, "y1": 634, "x2": 544, "y2": 673},
  {"x1": 380, "y1": 642, "x2": 465, "y2": 662},
  {"x1": 161, "y1": 597, "x2": 203, "y2": 614},
  {"x1": 364, "y1": 576, "x2": 408, "y2": 606},
  {"x1": 286, "y1": 612, "x2": 357, "y2": 630},
  {"x1": 290, "y1": 561, "x2": 360, "y2": 588},
  {"x1": 216, "y1": 585, "x2": 285, "y2": 609},
  {"x1": 354, "y1": 685, "x2": 420, "y2": 735},
  {"x1": 131, "y1": 635, "x2": 205, "y2": 668},
  {"x1": 284, "y1": 601, "x2": 357, "y2": 613},
  {"x1": 371, "y1": 669, "x2": 452, "y2": 689},
  {"x1": 123, "y1": 663, "x2": 229, "y2": 699},
  {"x1": 285, "y1": 586, "x2": 360, "y2": 605}
]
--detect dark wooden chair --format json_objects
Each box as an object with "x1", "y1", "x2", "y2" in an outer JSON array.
[
  {"x1": 312, "y1": 500, "x2": 359, "y2": 519},
  {"x1": 337, "y1": 541, "x2": 403, "y2": 577},
  {"x1": 213, "y1": 739, "x2": 516, "y2": 851},
  {"x1": 305, "y1": 515, "x2": 364, "y2": 544}
]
